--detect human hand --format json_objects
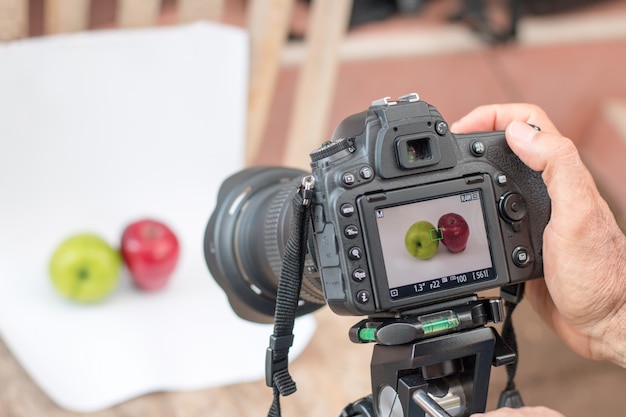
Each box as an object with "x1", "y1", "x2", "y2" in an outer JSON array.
[
  {"x1": 472, "y1": 406, "x2": 565, "y2": 417},
  {"x1": 452, "y1": 104, "x2": 626, "y2": 367}
]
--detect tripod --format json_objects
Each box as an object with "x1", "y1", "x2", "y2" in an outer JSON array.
[{"x1": 338, "y1": 295, "x2": 519, "y2": 417}]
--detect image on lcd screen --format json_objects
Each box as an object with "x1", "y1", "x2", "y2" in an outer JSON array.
[{"x1": 375, "y1": 191, "x2": 494, "y2": 299}]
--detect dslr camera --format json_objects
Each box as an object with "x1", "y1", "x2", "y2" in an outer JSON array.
[
  {"x1": 204, "y1": 93, "x2": 549, "y2": 323},
  {"x1": 205, "y1": 94, "x2": 551, "y2": 417}
]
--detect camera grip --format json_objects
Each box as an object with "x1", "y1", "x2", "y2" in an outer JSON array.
[{"x1": 486, "y1": 143, "x2": 550, "y2": 271}]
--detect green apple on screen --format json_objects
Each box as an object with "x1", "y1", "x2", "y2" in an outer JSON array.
[
  {"x1": 49, "y1": 233, "x2": 121, "y2": 303},
  {"x1": 404, "y1": 220, "x2": 440, "y2": 260}
]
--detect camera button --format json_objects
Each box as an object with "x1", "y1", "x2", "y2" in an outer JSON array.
[
  {"x1": 348, "y1": 247, "x2": 363, "y2": 260},
  {"x1": 342, "y1": 172, "x2": 356, "y2": 186},
  {"x1": 356, "y1": 290, "x2": 370, "y2": 304},
  {"x1": 352, "y1": 268, "x2": 367, "y2": 282},
  {"x1": 512, "y1": 246, "x2": 532, "y2": 268},
  {"x1": 359, "y1": 166, "x2": 373, "y2": 180},
  {"x1": 499, "y1": 192, "x2": 528, "y2": 222},
  {"x1": 344, "y1": 225, "x2": 359, "y2": 239},
  {"x1": 340, "y1": 203, "x2": 355, "y2": 217},
  {"x1": 495, "y1": 173, "x2": 508, "y2": 185},
  {"x1": 435, "y1": 121, "x2": 448, "y2": 136},
  {"x1": 470, "y1": 141, "x2": 486, "y2": 157}
]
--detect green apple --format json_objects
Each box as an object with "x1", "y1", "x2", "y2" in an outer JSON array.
[
  {"x1": 49, "y1": 233, "x2": 121, "y2": 303},
  {"x1": 404, "y1": 221, "x2": 440, "y2": 260}
]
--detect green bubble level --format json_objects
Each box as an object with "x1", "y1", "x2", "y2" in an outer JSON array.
[
  {"x1": 359, "y1": 327, "x2": 377, "y2": 342},
  {"x1": 422, "y1": 316, "x2": 460, "y2": 335}
]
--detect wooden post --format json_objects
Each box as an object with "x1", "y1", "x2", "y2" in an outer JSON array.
[
  {"x1": 245, "y1": 0, "x2": 295, "y2": 166},
  {"x1": 282, "y1": 0, "x2": 352, "y2": 170},
  {"x1": 178, "y1": 0, "x2": 224, "y2": 23},
  {"x1": 44, "y1": 0, "x2": 90, "y2": 35},
  {"x1": 117, "y1": 0, "x2": 161, "y2": 28},
  {"x1": 0, "y1": 0, "x2": 28, "y2": 40}
]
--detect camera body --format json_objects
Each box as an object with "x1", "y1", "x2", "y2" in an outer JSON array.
[{"x1": 308, "y1": 93, "x2": 549, "y2": 317}]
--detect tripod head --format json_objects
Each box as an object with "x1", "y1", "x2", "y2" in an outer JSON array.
[{"x1": 342, "y1": 295, "x2": 519, "y2": 417}]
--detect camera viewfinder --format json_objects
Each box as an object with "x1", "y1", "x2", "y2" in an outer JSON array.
[
  {"x1": 396, "y1": 134, "x2": 441, "y2": 170},
  {"x1": 407, "y1": 138, "x2": 432, "y2": 163}
]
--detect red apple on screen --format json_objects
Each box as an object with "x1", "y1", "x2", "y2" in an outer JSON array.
[
  {"x1": 438, "y1": 213, "x2": 469, "y2": 254},
  {"x1": 121, "y1": 219, "x2": 180, "y2": 291}
]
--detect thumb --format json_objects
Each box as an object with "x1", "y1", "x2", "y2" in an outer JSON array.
[
  {"x1": 506, "y1": 119, "x2": 615, "y2": 295},
  {"x1": 507, "y1": 120, "x2": 626, "y2": 365},
  {"x1": 505, "y1": 121, "x2": 594, "y2": 206},
  {"x1": 505, "y1": 120, "x2": 581, "y2": 180},
  {"x1": 505, "y1": 120, "x2": 610, "y2": 262}
]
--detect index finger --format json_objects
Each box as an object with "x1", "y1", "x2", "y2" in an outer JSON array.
[{"x1": 450, "y1": 103, "x2": 561, "y2": 135}]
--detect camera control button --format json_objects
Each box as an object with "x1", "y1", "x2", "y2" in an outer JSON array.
[
  {"x1": 470, "y1": 141, "x2": 486, "y2": 157},
  {"x1": 342, "y1": 172, "x2": 356, "y2": 186},
  {"x1": 512, "y1": 246, "x2": 532, "y2": 268},
  {"x1": 348, "y1": 247, "x2": 363, "y2": 260},
  {"x1": 344, "y1": 225, "x2": 359, "y2": 239},
  {"x1": 435, "y1": 121, "x2": 448, "y2": 136},
  {"x1": 359, "y1": 166, "x2": 373, "y2": 180},
  {"x1": 495, "y1": 173, "x2": 508, "y2": 185},
  {"x1": 352, "y1": 268, "x2": 367, "y2": 282},
  {"x1": 356, "y1": 290, "x2": 370, "y2": 304},
  {"x1": 340, "y1": 203, "x2": 355, "y2": 217},
  {"x1": 310, "y1": 138, "x2": 355, "y2": 162},
  {"x1": 499, "y1": 192, "x2": 528, "y2": 222}
]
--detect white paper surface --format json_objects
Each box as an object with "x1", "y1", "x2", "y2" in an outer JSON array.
[{"x1": 0, "y1": 23, "x2": 316, "y2": 412}]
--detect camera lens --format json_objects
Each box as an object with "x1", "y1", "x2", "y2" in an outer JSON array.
[{"x1": 204, "y1": 167, "x2": 325, "y2": 323}]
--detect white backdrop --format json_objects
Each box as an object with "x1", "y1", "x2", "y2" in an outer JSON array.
[{"x1": 0, "y1": 23, "x2": 315, "y2": 412}]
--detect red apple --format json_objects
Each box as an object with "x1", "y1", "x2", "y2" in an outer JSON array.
[
  {"x1": 121, "y1": 219, "x2": 180, "y2": 291},
  {"x1": 437, "y1": 213, "x2": 469, "y2": 254}
]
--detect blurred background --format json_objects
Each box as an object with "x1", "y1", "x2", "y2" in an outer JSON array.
[{"x1": 1, "y1": 0, "x2": 625, "y2": 416}]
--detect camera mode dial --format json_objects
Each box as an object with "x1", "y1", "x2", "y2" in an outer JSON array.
[{"x1": 310, "y1": 138, "x2": 355, "y2": 163}]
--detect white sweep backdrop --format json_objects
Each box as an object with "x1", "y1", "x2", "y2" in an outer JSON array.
[{"x1": 0, "y1": 23, "x2": 315, "y2": 412}]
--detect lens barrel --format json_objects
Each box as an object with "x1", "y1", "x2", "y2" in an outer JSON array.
[{"x1": 204, "y1": 167, "x2": 325, "y2": 323}]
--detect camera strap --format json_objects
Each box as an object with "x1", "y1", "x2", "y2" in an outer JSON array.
[
  {"x1": 266, "y1": 176, "x2": 315, "y2": 417},
  {"x1": 498, "y1": 283, "x2": 525, "y2": 409}
]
